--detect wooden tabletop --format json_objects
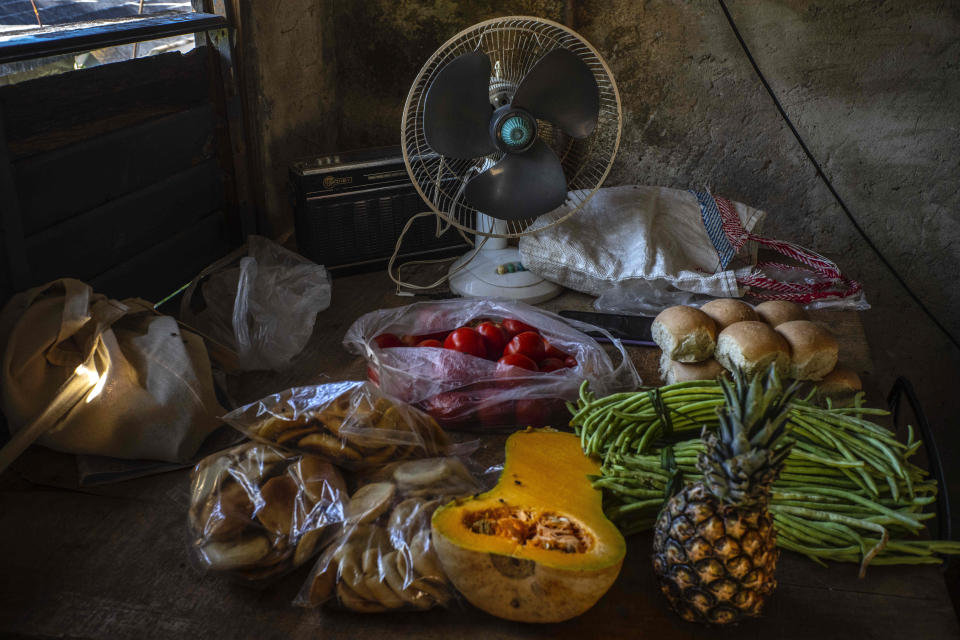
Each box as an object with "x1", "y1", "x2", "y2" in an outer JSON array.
[{"x1": 1, "y1": 269, "x2": 957, "y2": 639}]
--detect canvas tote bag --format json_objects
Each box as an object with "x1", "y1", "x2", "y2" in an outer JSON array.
[
  {"x1": 519, "y1": 185, "x2": 862, "y2": 308},
  {"x1": 0, "y1": 279, "x2": 225, "y2": 472}
]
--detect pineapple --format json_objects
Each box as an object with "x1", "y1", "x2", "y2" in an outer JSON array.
[{"x1": 651, "y1": 367, "x2": 796, "y2": 624}]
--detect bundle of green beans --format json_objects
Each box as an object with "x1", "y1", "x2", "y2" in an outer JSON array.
[{"x1": 570, "y1": 380, "x2": 960, "y2": 574}]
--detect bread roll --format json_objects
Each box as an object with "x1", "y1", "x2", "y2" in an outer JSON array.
[
  {"x1": 754, "y1": 300, "x2": 807, "y2": 327},
  {"x1": 775, "y1": 320, "x2": 839, "y2": 381},
  {"x1": 814, "y1": 365, "x2": 862, "y2": 407},
  {"x1": 659, "y1": 351, "x2": 726, "y2": 384},
  {"x1": 700, "y1": 298, "x2": 758, "y2": 330},
  {"x1": 652, "y1": 306, "x2": 717, "y2": 363},
  {"x1": 714, "y1": 321, "x2": 790, "y2": 378}
]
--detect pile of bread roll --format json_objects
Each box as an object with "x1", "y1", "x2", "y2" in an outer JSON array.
[{"x1": 653, "y1": 299, "x2": 861, "y2": 401}]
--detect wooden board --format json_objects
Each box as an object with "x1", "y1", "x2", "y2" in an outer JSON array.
[
  {"x1": 1, "y1": 270, "x2": 954, "y2": 639},
  {"x1": 90, "y1": 210, "x2": 233, "y2": 303},
  {"x1": 0, "y1": 49, "x2": 211, "y2": 160},
  {"x1": 1, "y1": 446, "x2": 957, "y2": 640},
  {"x1": 15, "y1": 104, "x2": 218, "y2": 234},
  {"x1": 24, "y1": 159, "x2": 224, "y2": 286}
]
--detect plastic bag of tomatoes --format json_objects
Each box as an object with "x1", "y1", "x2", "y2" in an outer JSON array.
[{"x1": 343, "y1": 299, "x2": 639, "y2": 430}]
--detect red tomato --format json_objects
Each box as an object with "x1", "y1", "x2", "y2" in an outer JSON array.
[
  {"x1": 564, "y1": 355, "x2": 578, "y2": 368},
  {"x1": 504, "y1": 331, "x2": 546, "y2": 361},
  {"x1": 367, "y1": 365, "x2": 380, "y2": 385},
  {"x1": 420, "y1": 391, "x2": 473, "y2": 427},
  {"x1": 538, "y1": 357, "x2": 566, "y2": 372},
  {"x1": 477, "y1": 396, "x2": 514, "y2": 428},
  {"x1": 373, "y1": 333, "x2": 402, "y2": 349},
  {"x1": 476, "y1": 322, "x2": 509, "y2": 359},
  {"x1": 543, "y1": 342, "x2": 568, "y2": 360},
  {"x1": 400, "y1": 334, "x2": 421, "y2": 347},
  {"x1": 443, "y1": 327, "x2": 487, "y2": 359},
  {"x1": 497, "y1": 353, "x2": 539, "y2": 372},
  {"x1": 502, "y1": 318, "x2": 538, "y2": 337},
  {"x1": 416, "y1": 339, "x2": 443, "y2": 348},
  {"x1": 421, "y1": 331, "x2": 450, "y2": 343},
  {"x1": 515, "y1": 399, "x2": 547, "y2": 427},
  {"x1": 517, "y1": 398, "x2": 568, "y2": 427}
]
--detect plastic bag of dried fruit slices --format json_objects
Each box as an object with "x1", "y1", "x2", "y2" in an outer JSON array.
[
  {"x1": 295, "y1": 456, "x2": 481, "y2": 611},
  {"x1": 221, "y1": 381, "x2": 449, "y2": 470},
  {"x1": 344, "y1": 298, "x2": 640, "y2": 430},
  {"x1": 188, "y1": 441, "x2": 348, "y2": 582}
]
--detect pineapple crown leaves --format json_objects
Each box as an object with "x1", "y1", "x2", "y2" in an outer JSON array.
[{"x1": 699, "y1": 365, "x2": 799, "y2": 505}]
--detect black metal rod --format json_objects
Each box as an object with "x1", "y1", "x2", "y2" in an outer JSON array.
[
  {"x1": 887, "y1": 377, "x2": 953, "y2": 565},
  {"x1": 0, "y1": 12, "x2": 226, "y2": 65}
]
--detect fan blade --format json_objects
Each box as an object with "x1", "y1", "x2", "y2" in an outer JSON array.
[
  {"x1": 463, "y1": 139, "x2": 567, "y2": 221},
  {"x1": 512, "y1": 49, "x2": 599, "y2": 139},
  {"x1": 423, "y1": 52, "x2": 498, "y2": 159}
]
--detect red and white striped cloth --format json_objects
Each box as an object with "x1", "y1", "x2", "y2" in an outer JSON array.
[{"x1": 713, "y1": 194, "x2": 862, "y2": 303}]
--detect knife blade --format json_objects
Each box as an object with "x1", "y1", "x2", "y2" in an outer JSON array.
[{"x1": 559, "y1": 310, "x2": 656, "y2": 346}]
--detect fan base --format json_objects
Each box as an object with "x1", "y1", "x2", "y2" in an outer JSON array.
[{"x1": 448, "y1": 247, "x2": 561, "y2": 304}]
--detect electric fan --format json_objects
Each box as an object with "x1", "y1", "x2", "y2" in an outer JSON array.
[{"x1": 401, "y1": 16, "x2": 621, "y2": 303}]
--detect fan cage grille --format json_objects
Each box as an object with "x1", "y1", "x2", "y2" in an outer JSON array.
[{"x1": 402, "y1": 16, "x2": 622, "y2": 238}]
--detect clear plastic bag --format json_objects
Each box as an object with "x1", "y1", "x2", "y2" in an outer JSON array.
[
  {"x1": 221, "y1": 381, "x2": 449, "y2": 470},
  {"x1": 180, "y1": 235, "x2": 332, "y2": 371},
  {"x1": 344, "y1": 299, "x2": 639, "y2": 430},
  {"x1": 295, "y1": 456, "x2": 480, "y2": 611},
  {"x1": 187, "y1": 441, "x2": 347, "y2": 582},
  {"x1": 743, "y1": 262, "x2": 871, "y2": 311},
  {"x1": 594, "y1": 266, "x2": 870, "y2": 317},
  {"x1": 593, "y1": 280, "x2": 717, "y2": 317}
]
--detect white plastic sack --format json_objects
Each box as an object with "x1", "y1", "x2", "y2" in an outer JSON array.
[
  {"x1": 181, "y1": 236, "x2": 331, "y2": 372},
  {"x1": 519, "y1": 185, "x2": 864, "y2": 313}
]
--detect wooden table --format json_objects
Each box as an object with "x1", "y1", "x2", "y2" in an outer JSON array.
[{"x1": 1, "y1": 270, "x2": 957, "y2": 639}]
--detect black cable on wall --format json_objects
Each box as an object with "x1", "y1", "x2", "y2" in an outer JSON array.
[{"x1": 717, "y1": 0, "x2": 960, "y2": 352}]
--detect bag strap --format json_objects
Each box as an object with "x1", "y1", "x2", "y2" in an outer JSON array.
[
  {"x1": 708, "y1": 194, "x2": 863, "y2": 303},
  {"x1": 0, "y1": 286, "x2": 125, "y2": 473}
]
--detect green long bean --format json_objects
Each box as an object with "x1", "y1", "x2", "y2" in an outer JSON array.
[{"x1": 571, "y1": 380, "x2": 958, "y2": 575}]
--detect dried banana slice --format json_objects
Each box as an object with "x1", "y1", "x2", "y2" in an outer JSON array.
[
  {"x1": 410, "y1": 576, "x2": 451, "y2": 606},
  {"x1": 362, "y1": 445, "x2": 399, "y2": 466},
  {"x1": 344, "y1": 482, "x2": 396, "y2": 524},
  {"x1": 294, "y1": 456, "x2": 347, "y2": 505},
  {"x1": 387, "y1": 498, "x2": 425, "y2": 534},
  {"x1": 299, "y1": 432, "x2": 362, "y2": 462},
  {"x1": 256, "y1": 475, "x2": 298, "y2": 537},
  {"x1": 393, "y1": 458, "x2": 470, "y2": 489},
  {"x1": 201, "y1": 535, "x2": 271, "y2": 570},
  {"x1": 293, "y1": 526, "x2": 326, "y2": 568},
  {"x1": 200, "y1": 481, "x2": 256, "y2": 541},
  {"x1": 381, "y1": 550, "x2": 433, "y2": 610},
  {"x1": 376, "y1": 406, "x2": 404, "y2": 430},
  {"x1": 307, "y1": 549, "x2": 338, "y2": 605},
  {"x1": 409, "y1": 530, "x2": 446, "y2": 581},
  {"x1": 235, "y1": 560, "x2": 292, "y2": 582},
  {"x1": 255, "y1": 413, "x2": 303, "y2": 440},
  {"x1": 336, "y1": 545, "x2": 378, "y2": 603},
  {"x1": 190, "y1": 455, "x2": 233, "y2": 524},
  {"x1": 337, "y1": 581, "x2": 387, "y2": 613},
  {"x1": 275, "y1": 426, "x2": 318, "y2": 446},
  {"x1": 362, "y1": 548, "x2": 405, "y2": 609}
]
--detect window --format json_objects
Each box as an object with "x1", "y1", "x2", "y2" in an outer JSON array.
[{"x1": 0, "y1": 0, "x2": 198, "y2": 85}]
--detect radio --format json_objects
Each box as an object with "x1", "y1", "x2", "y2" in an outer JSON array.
[{"x1": 290, "y1": 146, "x2": 469, "y2": 276}]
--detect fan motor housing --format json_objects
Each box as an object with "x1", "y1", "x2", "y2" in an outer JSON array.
[{"x1": 490, "y1": 105, "x2": 537, "y2": 154}]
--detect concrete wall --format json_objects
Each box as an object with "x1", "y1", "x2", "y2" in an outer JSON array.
[
  {"x1": 235, "y1": 0, "x2": 960, "y2": 532},
  {"x1": 233, "y1": 0, "x2": 567, "y2": 237}
]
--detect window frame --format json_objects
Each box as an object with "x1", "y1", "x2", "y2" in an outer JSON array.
[{"x1": 0, "y1": 11, "x2": 225, "y2": 65}]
